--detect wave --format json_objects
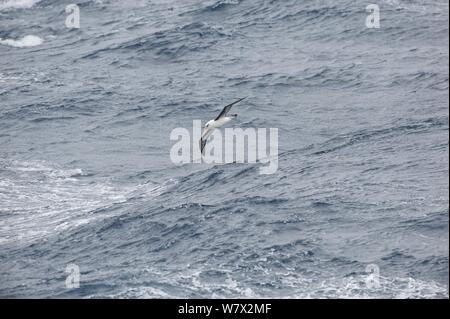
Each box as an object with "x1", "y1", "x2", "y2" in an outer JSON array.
[
  {"x1": 80, "y1": 21, "x2": 232, "y2": 60},
  {"x1": 276, "y1": 116, "x2": 449, "y2": 159},
  {"x1": 201, "y1": 0, "x2": 241, "y2": 12},
  {"x1": 0, "y1": 160, "x2": 166, "y2": 246},
  {"x1": 0, "y1": 35, "x2": 43, "y2": 47},
  {"x1": 89, "y1": 267, "x2": 448, "y2": 298},
  {"x1": 0, "y1": 0, "x2": 41, "y2": 11}
]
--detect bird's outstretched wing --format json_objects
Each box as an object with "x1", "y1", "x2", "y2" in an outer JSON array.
[
  {"x1": 199, "y1": 127, "x2": 214, "y2": 155},
  {"x1": 214, "y1": 97, "x2": 247, "y2": 121}
]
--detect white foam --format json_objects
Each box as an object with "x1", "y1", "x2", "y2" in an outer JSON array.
[
  {"x1": 0, "y1": 0, "x2": 41, "y2": 10},
  {"x1": 0, "y1": 35, "x2": 43, "y2": 48},
  {"x1": 0, "y1": 160, "x2": 167, "y2": 245}
]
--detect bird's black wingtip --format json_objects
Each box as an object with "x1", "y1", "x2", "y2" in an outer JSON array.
[{"x1": 200, "y1": 138, "x2": 206, "y2": 155}]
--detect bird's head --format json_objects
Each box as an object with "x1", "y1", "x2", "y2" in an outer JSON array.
[{"x1": 205, "y1": 120, "x2": 214, "y2": 128}]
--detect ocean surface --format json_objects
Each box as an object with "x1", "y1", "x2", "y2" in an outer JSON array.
[{"x1": 0, "y1": 0, "x2": 448, "y2": 298}]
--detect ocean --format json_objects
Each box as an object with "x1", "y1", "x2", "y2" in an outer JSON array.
[{"x1": 0, "y1": 0, "x2": 448, "y2": 298}]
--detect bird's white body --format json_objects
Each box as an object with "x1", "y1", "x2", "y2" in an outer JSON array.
[
  {"x1": 206, "y1": 117, "x2": 232, "y2": 129},
  {"x1": 201, "y1": 117, "x2": 233, "y2": 149}
]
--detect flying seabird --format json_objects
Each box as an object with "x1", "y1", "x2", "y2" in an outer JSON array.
[{"x1": 199, "y1": 97, "x2": 247, "y2": 155}]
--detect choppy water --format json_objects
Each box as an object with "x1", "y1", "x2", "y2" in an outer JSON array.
[{"x1": 0, "y1": 0, "x2": 448, "y2": 298}]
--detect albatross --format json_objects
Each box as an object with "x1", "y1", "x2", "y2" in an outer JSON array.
[{"x1": 199, "y1": 97, "x2": 247, "y2": 155}]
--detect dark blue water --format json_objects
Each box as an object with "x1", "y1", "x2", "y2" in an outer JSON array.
[{"x1": 0, "y1": 0, "x2": 448, "y2": 298}]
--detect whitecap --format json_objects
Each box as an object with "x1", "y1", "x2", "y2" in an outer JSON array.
[
  {"x1": 0, "y1": 0, "x2": 41, "y2": 11},
  {"x1": 0, "y1": 35, "x2": 43, "y2": 48},
  {"x1": 0, "y1": 160, "x2": 167, "y2": 245}
]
